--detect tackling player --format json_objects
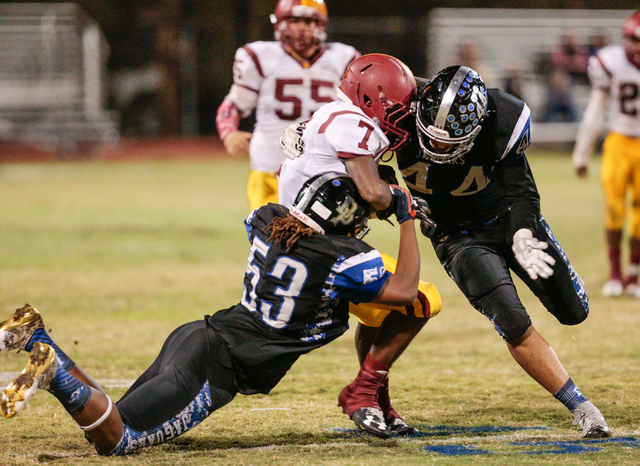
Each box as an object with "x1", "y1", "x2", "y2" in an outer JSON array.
[
  {"x1": 572, "y1": 10, "x2": 640, "y2": 298},
  {"x1": 281, "y1": 64, "x2": 611, "y2": 438},
  {"x1": 0, "y1": 172, "x2": 423, "y2": 454},
  {"x1": 278, "y1": 53, "x2": 441, "y2": 437},
  {"x1": 216, "y1": 0, "x2": 359, "y2": 211}
]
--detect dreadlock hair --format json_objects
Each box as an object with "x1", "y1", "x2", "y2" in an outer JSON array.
[{"x1": 266, "y1": 212, "x2": 317, "y2": 252}]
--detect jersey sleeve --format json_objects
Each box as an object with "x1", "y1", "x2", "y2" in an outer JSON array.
[
  {"x1": 328, "y1": 249, "x2": 391, "y2": 304},
  {"x1": 492, "y1": 91, "x2": 531, "y2": 165},
  {"x1": 227, "y1": 45, "x2": 263, "y2": 115},
  {"x1": 323, "y1": 112, "x2": 390, "y2": 160},
  {"x1": 588, "y1": 53, "x2": 612, "y2": 91}
]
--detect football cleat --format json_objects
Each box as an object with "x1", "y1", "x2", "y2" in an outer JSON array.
[
  {"x1": 572, "y1": 401, "x2": 611, "y2": 439},
  {"x1": 377, "y1": 379, "x2": 419, "y2": 435},
  {"x1": 1, "y1": 342, "x2": 57, "y2": 418},
  {"x1": 387, "y1": 417, "x2": 420, "y2": 436},
  {"x1": 623, "y1": 283, "x2": 640, "y2": 298},
  {"x1": 0, "y1": 304, "x2": 44, "y2": 352},
  {"x1": 351, "y1": 408, "x2": 391, "y2": 439},
  {"x1": 601, "y1": 280, "x2": 623, "y2": 298}
]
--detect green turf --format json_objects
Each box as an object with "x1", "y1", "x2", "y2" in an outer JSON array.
[{"x1": 0, "y1": 153, "x2": 638, "y2": 465}]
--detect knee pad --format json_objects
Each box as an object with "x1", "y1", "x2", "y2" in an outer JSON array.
[{"x1": 471, "y1": 283, "x2": 531, "y2": 341}]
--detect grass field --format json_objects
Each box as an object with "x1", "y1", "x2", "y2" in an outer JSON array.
[{"x1": 0, "y1": 151, "x2": 639, "y2": 465}]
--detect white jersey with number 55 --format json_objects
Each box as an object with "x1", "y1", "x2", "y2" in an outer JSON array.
[
  {"x1": 278, "y1": 100, "x2": 390, "y2": 207},
  {"x1": 232, "y1": 41, "x2": 358, "y2": 172}
]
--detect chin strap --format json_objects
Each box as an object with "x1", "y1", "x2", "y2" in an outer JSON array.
[{"x1": 80, "y1": 396, "x2": 114, "y2": 431}]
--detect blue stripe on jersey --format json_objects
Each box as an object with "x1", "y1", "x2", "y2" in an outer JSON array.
[
  {"x1": 327, "y1": 250, "x2": 390, "y2": 304},
  {"x1": 539, "y1": 216, "x2": 589, "y2": 314},
  {"x1": 498, "y1": 105, "x2": 531, "y2": 166},
  {"x1": 244, "y1": 210, "x2": 257, "y2": 242}
]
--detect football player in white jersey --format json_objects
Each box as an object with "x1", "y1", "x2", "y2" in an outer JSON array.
[
  {"x1": 572, "y1": 10, "x2": 640, "y2": 298},
  {"x1": 279, "y1": 53, "x2": 442, "y2": 437},
  {"x1": 216, "y1": 0, "x2": 359, "y2": 211}
]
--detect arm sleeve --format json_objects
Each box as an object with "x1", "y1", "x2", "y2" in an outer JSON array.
[
  {"x1": 571, "y1": 88, "x2": 608, "y2": 169},
  {"x1": 329, "y1": 250, "x2": 391, "y2": 304},
  {"x1": 497, "y1": 155, "x2": 541, "y2": 236}
]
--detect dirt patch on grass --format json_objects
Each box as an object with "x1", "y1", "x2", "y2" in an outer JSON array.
[{"x1": 0, "y1": 137, "x2": 241, "y2": 162}]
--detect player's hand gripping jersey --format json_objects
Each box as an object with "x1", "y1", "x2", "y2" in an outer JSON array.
[
  {"x1": 229, "y1": 42, "x2": 358, "y2": 173},
  {"x1": 208, "y1": 204, "x2": 391, "y2": 394},
  {"x1": 278, "y1": 100, "x2": 391, "y2": 207},
  {"x1": 397, "y1": 88, "x2": 536, "y2": 234}
]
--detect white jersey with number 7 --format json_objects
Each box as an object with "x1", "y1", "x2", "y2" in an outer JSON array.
[{"x1": 278, "y1": 100, "x2": 390, "y2": 208}]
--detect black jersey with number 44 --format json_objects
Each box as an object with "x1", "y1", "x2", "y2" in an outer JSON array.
[
  {"x1": 397, "y1": 89, "x2": 541, "y2": 234},
  {"x1": 207, "y1": 204, "x2": 391, "y2": 394}
]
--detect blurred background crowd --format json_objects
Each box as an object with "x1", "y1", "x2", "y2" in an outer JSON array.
[{"x1": 0, "y1": 0, "x2": 632, "y2": 156}]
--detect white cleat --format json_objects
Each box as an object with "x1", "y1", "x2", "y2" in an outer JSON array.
[
  {"x1": 572, "y1": 401, "x2": 611, "y2": 439},
  {"x1": 601, "y1": 280, "x2": 623, "y2": 298},
  {"x1": 623, "y1": 283, "x2": 640, "y2": 298}
]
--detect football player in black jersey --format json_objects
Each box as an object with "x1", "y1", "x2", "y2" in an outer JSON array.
[
  {"x1": 396, "y1": 65, "x2": 610, "y2": 438},
  {"x1": 0, "y1": 173, "x2": 425, "y2": 454}
]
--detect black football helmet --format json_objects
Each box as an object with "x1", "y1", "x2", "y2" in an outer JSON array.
[
  {"x1": 290, "y1": 172, "x2": 370, "y2": 238},
  {"x1": 416, "y1": 65, "x2": 488, "y2": 164}
]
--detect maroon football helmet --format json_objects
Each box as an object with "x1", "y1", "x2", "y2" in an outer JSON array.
[
  {"x1": 338, "y1": 54, "x2": 417, "y2": 151},
  {"x1": 270, "y1": 0, "x2": 328, "y2": 56},
  {"x1": 623, "y1": 10, "x2": 640, "y2": 68}
]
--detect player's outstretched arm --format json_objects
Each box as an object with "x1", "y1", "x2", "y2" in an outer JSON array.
[
  {"x1": 572, "y1": 88, "x2": 608, "y2": 178},
  {"x1": 372, "y1": 188, "x2": 420, "y2": 305}
]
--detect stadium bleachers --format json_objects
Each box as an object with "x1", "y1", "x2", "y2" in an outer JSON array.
[
  {"x1": 427, "y1": 8, "x2": 634, "y2": 143},
  {"x1": 0, "y1": 3, "x2": 118, "y2": 156}
]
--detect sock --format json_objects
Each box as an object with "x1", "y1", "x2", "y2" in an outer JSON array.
[
  {"x1": 554, "y1": 378, "x2": 588, "y2": 412},
  {"x1": 26, "y1": 328, "x2": 75, "y2": 371},
  {"x1": 48, "y1": 363, "x2": 92, "y2": 415},
  {"x1": 606, "y1": 230, "x2": 623, "y2": 280}
]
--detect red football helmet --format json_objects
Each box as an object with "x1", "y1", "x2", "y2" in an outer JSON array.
[
  {"x1": 338, "y1": 54, "x2": 417, "y2": 151},
  {"x1": 623, "y1": 10, "x2": 640, "y2": 68},
  {"x1": 270, "y1": 0, "x2": 328, "y2": 56}
]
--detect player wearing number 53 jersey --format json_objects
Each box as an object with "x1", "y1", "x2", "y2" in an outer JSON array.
[
  {"x1": 0, "y1": 173, "x2": 424, "y2": 454},
  {"x1": 572, "y1": 10, "x2": 640, "y2": 298},
  {"x1": 216, "y1": 0, "x2": 359, "y2": 211}
]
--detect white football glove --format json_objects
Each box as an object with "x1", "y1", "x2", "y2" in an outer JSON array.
[
  {"x1": 512, "y1": 228, "x2": 556, "y2": 280},
  {"x1": 279, "y1": 122, "x2": 305, "y2": 160}
]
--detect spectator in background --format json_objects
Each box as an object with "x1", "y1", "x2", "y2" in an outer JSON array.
[
  {"x1": 503, "y1": 63, "x2": 525, "y2": 101},
  {"x1": 215, "y1": 0, "x2": 359, "y2": 211},
  {"x1": 456, "y1": 41, "x2": 496, "y2": 87},
  {"x1": 587, "y1": 30, "x2": 609, "y2": 57},
  {"x1": 551, "y1": 31, "x2": 590, "y2": 84},
  {"x1": 543, "y1": 69, "x2": 578, "y2": 122}
]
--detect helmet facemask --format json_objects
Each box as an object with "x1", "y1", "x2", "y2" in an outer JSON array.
[
  {"x1": 338, "y1": 54, "x2": 417, "y2": 151},
  {"x1": 416, "y1": 66, "x2": 487, "y2": 164}
]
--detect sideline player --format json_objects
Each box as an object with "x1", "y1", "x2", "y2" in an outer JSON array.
[
  {"x1": 0, "y1": 172, "x2": 423, "y2": 454},
  {"x1": 278, "y1": 53, "x2": 441, "y2": 437},
  {"x1": 216, "y1": 0, "x2": 359, "y2": 210},
  {"x1": 572, "y1": 10, "x2": 640, "y2": 298},
  {"x1": 281, "y1": 64, "x2": 611, "y2": 438}
]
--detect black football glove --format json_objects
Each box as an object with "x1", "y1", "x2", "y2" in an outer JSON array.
[{"x1": 411, "y1": 197, "x2": 439, "y2": 238}]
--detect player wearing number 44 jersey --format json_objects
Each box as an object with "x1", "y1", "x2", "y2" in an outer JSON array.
[
  {"x1": 216, "y1": 0, "x2": 359, "y2": 211},
  {"x1": 572, "y1": 10, "x2": 640, "y2": 298},
  {"x1": 0, "y1": 173, "x2": 425, "y2": 455}
]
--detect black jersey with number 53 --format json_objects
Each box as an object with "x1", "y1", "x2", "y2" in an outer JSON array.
[{"x1": 397, "y1": 89, "x2": 539, "y2": 233}]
